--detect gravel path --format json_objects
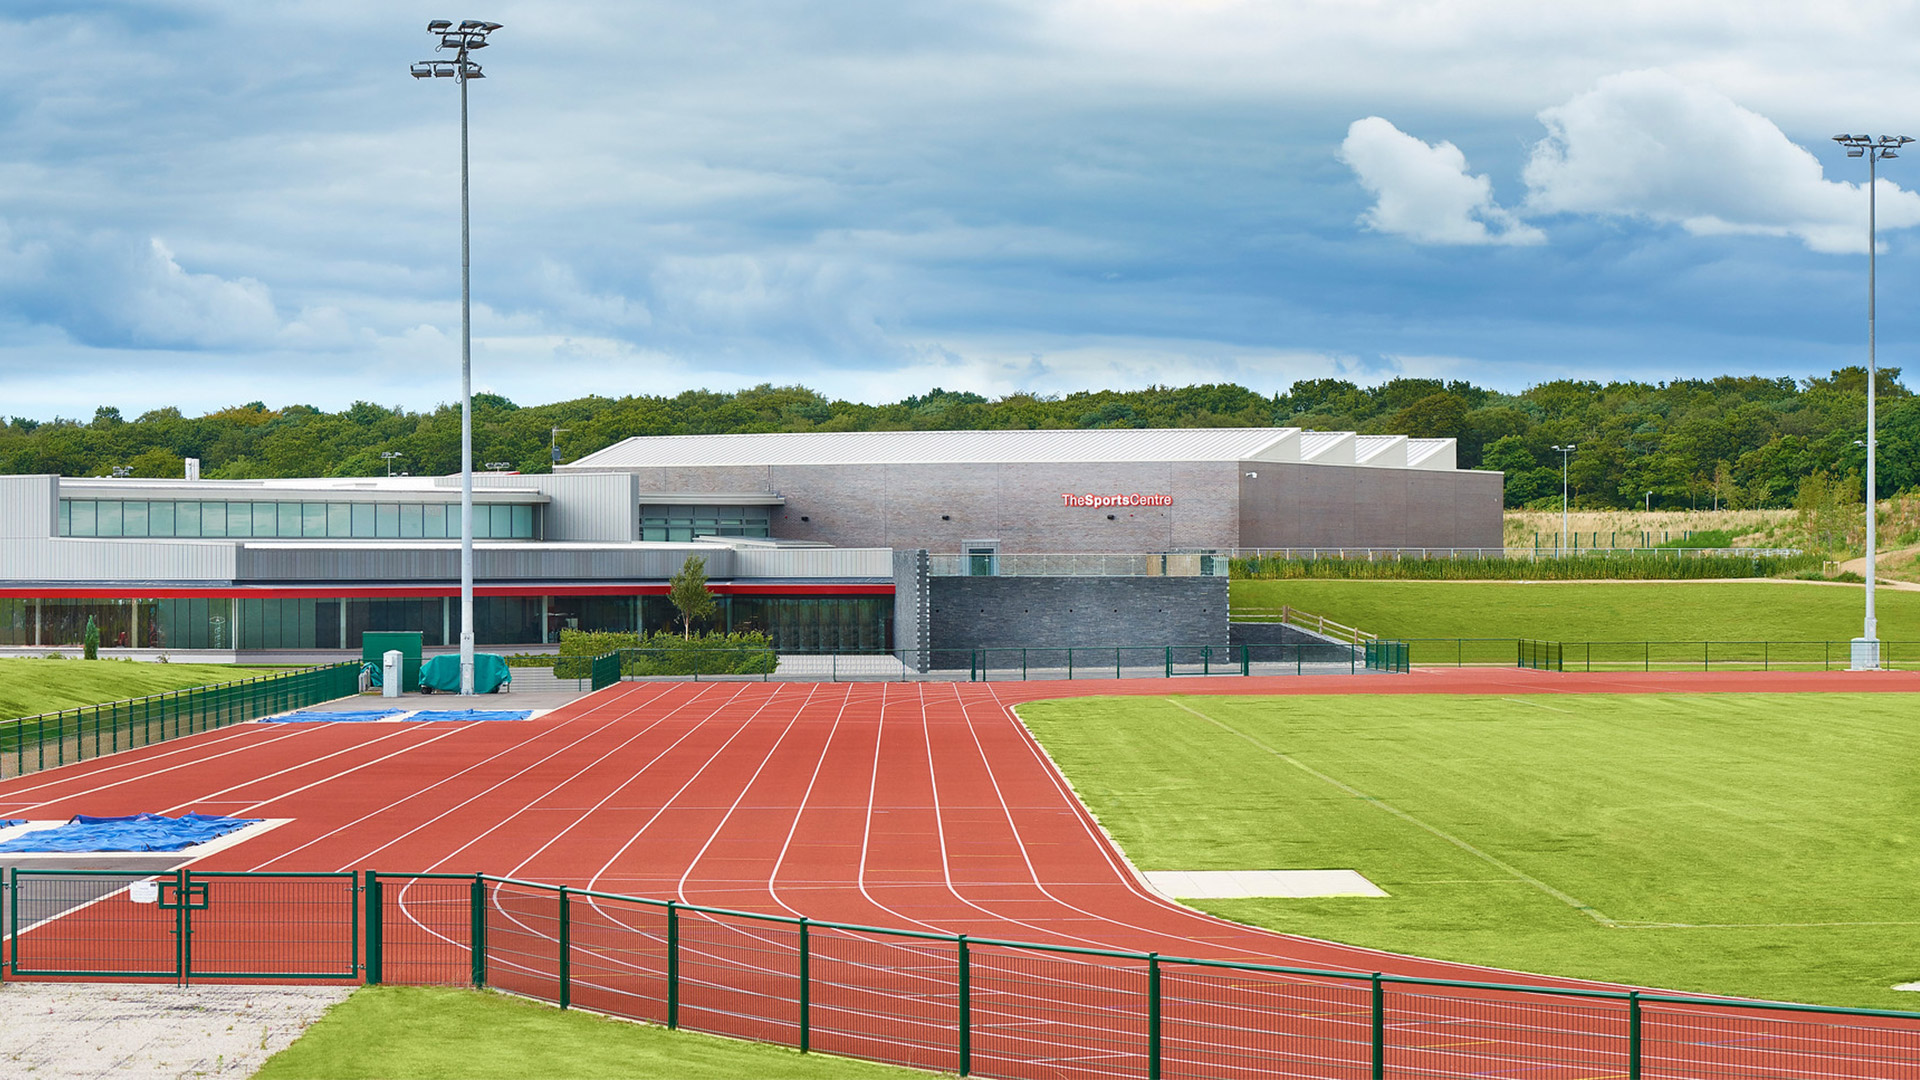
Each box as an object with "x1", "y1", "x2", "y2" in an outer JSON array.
[{"x1": 0, "y1": 983, "x2": 351, "y2": 1079}]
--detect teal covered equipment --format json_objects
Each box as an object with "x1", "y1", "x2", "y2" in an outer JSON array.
[{"x1": 418, "y1": 652, "x2": 512, "y2": 694}]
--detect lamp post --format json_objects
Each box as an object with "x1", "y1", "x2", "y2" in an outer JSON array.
[
  {"x1": 1551, "y1": 444, "x2": 1576, "y2": 555},
  {"x1": 1832, "y1": 133, "x2": 1910, "y2": 671},
  {"x1": 381, "y1": 451, "x2": 405, "y2": 477},
  {"x1": 414, "y1": 18, "x2": 502, "y2": 696},
  {"x1": 550, "y1": 426, "x2": 568, "y2": 467}
]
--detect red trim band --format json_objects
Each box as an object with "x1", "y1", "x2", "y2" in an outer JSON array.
[{"x1": 0, "y1": 582, "x2": 894, "y2": 600}]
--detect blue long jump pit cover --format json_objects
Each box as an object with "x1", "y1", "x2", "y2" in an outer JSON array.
[
  {"x1": 0, "y1": 812, "x2": 261, "y2": 853},
  {"x1": 263, "y1": 709, "x2": 407, "y2": 723},
  {"x1": 407, "y1": 709, "x2": 531, "y2": 722}
]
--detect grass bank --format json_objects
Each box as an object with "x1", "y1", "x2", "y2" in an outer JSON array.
[
  {"x1": 253, "y1": 986, "x2": 943, "y2": 1080},
  {"x1": 1020, "y1": 692, "x2": 1920, "y2": 1009},
  {"x1": 0, "y1": 658, "x2": 264, "y2": 721},
  {"x1": 1231, "y1": 578, "x2": 1920, "y2": 642}
]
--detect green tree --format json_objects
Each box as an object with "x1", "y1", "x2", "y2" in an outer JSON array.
[
  {"x1": 668, "y1": 555, "x2": 717, "y2": 639},
  {"x1": 83, "y1": 615, "x2": 99, "y2": 660}
]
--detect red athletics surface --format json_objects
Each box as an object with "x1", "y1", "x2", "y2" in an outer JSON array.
[{"x1": 5, "y1": 670, "x2": 1920, "y2": 1078}]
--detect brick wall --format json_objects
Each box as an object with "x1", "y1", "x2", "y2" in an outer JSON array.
[{"x1": 928, "y1": 576, "x2": 1228, "y2": 650}]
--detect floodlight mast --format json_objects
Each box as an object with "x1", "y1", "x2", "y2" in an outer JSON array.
[
  {"x1": 1551, "y1": 445, "x2": 1576, "y2": 555},
  {"x1": 1832, "y1": 133, "x2": 1911, "y2": 670},
  {"x1": 414, "y1": 19, "x2": 502, "y2": 696}
]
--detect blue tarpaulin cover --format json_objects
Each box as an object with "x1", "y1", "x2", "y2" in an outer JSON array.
[
  {"x1": 406, "y1": 709, "x2": 531, "y2": 723},
  {"x1": 0, "y1": 812, "x2": 262, "y2": 853},
  {"x1": 0, "y1": 819, "x2": 23, "y2": 828},
  {"x1": 262, "y1": 710, "x2": 407, "y2": 723}
]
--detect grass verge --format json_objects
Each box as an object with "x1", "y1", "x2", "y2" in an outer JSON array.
[
  {"x1": 253, "y1": 986, "x2": 944, "y2": 1080},
  {"x1": 1020, "y1": 692, "x2": 1920, "y2": 1010},
  {"x1": 1231, "y1": 578, "x2": 1920, "y2": 642},
  {"x1": 0, "y1": 658, "x2": 265, "y2": 721}
]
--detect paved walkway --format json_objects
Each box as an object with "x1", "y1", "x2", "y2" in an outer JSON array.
[{"x1": 0, "y1": 983, "x2": 350, "y2": 1079}]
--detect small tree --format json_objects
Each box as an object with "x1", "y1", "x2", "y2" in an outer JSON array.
[
  {"x1": 83, "y1": 615, "x2": 99, "y2": 660},
  {"x1": 668, "y1": 555, "x2": 717, "y2": 639}
]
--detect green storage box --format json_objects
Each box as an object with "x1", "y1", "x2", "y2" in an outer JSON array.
[{"x1": 361, "y1": 631, "x2": 424, "y2": 693}]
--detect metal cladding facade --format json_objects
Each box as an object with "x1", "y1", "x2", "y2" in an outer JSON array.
[{"x1": 564, "y1": 427, "x2": 1502, "y2": 553}]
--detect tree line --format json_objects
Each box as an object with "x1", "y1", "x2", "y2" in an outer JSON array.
[{"x1": 1, "y1": 369, "x2": 1910, "y2": 509}]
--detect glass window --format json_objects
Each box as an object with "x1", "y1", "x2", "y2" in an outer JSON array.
[
  {"x1": 278, "y1": 503, "x2": 301, "y2": 537},
  {"x1": 253, "y1": 502, "x2": 277, "y2": 536},
  {"x1": 399, "y1": 503, "x2": 423, "y2": 538},
  {"x1": 122, "y1": 501, "x2": 148, "y2": 537},
  {"x1": 176, "y1": 501, "x2": 201, "y2": 537},
  {"x1": 149, "y1": 501, "x2": 175, "y2": 537},
  {"x1": 375, "y1": 503, "x2": 399, "y2": 538},
  {"x1": 351, "y1": 503, "x2": 374, "y2": 538},
  {"x1": 228, "y1": 501, "x2": 251, "y2": 537},
  {"x1": 96, "y1": 500, "x2": 123, "y2": 537},
  {"x1": 424, "y1": 503, "x2": 448, "y2": 538},
  {"x1": 327, "y1": 503, "x2": 350, "y2": 537},
  {"x1": 490, "y1": 504, "x2": 512, "y2": 539},
  {"x1": 302, "y1": 503, "x2": 326, "y2": 538},
  {"x1": 512, "y1": 504, "x2": 533, "y2": 538},
  {"x1": 63, "y1": 500, "x2": 83, "y2": 536}
]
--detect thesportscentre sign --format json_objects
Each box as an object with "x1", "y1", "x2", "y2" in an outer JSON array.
[{"x1": 1059, "y1": 493, "x2": 1175, "y2": 509}]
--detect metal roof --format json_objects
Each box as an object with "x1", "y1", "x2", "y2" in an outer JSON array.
[{"x1": 567, "y1": 427, "x2": 1461, "y2": 470}]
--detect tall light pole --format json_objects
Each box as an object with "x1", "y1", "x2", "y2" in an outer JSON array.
[
  {"x1": 1833, "y1": 133, "x2": 1910, "y2": 671},
  {"x1": 1551, "y1": 444, "x2": 1576, "y2": 555},
  {"x1": 381, "y1": 451, "x2": 405, "y2": 477},
  {"x1": 415, "y1": 19, "x2": 502, "y2": 696}
]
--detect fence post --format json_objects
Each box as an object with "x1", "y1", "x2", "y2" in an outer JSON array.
[
  {"x1": 364, "y1": 872, "x2": 383, "y2": 985},
  {"x1": 1164, "y1": 646, "x2": 1172, "y2": 678},
  {"x1": 1147, "y1": 953, "x2": 1162, "y2": 1080},
  {"x1": 1628, "y1": 990, "x2": 1641, "y2": 1079},
  {"x1": 666, "y1": 901, "x2": 680, "y2": 1029},
  {"x1": 1371, "y1": 972, "x2": 1384, "y2": 1080},
  {"x1": 558, "y1": 886, "x2": 571, "y2": 1009},
  {"x1": 957, "y1": 935, "x2": 971, "y2": 1077},
  {"x1": 469, "y1": 875, "x2": 487, "y2": 988},
  {"x1": 1022, "y1": 648, "x2": 1028, "y2": 681},
  {"x1": 1240, "y1": 644, "x2": 1249, "y2": 677},
  {"x1": 1068, "y1": 647, "x2": 1075, "y2": 680},
  {"x1": 798, "y1": 918, "x2": 811, "y2": 1053}
]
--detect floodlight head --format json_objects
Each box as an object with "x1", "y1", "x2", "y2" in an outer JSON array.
[
  {"x1": 459, "y1": 19, "x2": 486, "y2": 29},
  {"x1": 1849, "y1": 148, "x2": 1866, "y2": 157},
  {"x1": 435, "y1": 66, "x2": 455, "y2": 77},
  {"x1": 427, "y1": 19, "x2": 452, "y2": 31},
  {"x1": 479, "y1": 21, "x2": 503, "y2": 30},
  {"x1": 410, "y1": 63, "x2": 433, "y2": 78}
]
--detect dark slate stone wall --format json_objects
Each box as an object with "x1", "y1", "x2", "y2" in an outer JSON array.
[
  {"x1": 928, "y1": 576, "x2": 1228, "y2": 650},
  {"x1": 892, "y1": 548, "x2": 932, "y2": 671}
]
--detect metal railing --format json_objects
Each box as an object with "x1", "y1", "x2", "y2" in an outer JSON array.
[
  {"x1": 929, "y1": 553, "x2": 1230, "y2": 577},
  {"x1": 15, "y1": 868, "x2": 1913, "y2": 1079},
  {"x1": 580, "y1": 644, "x2": 1407, "y2": 682},
  {"x1": 1229, "y1": 546, "x2": 1807, "y2": 560},
  {"x1": 1233, "y1": 604, "x2": 1378, "y2": 644},
  {"x1": 0, "y1": 663, "x2": 362, "y2": 780}
]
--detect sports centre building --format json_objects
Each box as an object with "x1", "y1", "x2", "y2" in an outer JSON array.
[{"x1": 0, "y1": 428, "x2": 1499, "y2": 659}]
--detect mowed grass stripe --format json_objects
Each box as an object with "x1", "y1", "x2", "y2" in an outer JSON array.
[
  {"x1": 1229, "y1": 579, "x2": 1920, "y2": 643},
  {"x1": 1020, "y1": 692, "x2": 1920, "y2": 1009}
]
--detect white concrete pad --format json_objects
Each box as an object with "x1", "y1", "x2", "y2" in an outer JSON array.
[
  {"x1": 0, "y1": 983, "x2": 350, "y2": 1080},
  {"x1": 1143, "y1": 869, "x2": 1388, "y2": 899}
]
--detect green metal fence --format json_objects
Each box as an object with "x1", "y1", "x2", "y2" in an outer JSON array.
[
  {"x1": 0, "y1": 662, "x2": 362, "y2": 780},
  {"x1": 5, "y1": 867, "x2": 359, "y2": 982},
  {"x1": 9, "y1": 867, "x2": 1920, "y2": 1076},
  {"x1": 600, "y1": 643, "x2": 1410, "y2": 683},
  {"x1": 1518, "y1": 639, "x2": 1563, "y2": 671}
]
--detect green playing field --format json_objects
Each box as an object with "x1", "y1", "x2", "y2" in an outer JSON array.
[{"x1": 1019, "y1": 691, "x2": 1920, "y2": 1010}]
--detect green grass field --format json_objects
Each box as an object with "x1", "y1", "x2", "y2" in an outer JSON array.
[
  {"x1": 1020, "y1": 691, "x2": 1920, "y2": 1010},
  {"x1": 0, "y1": 658, "x2": 264, "y2": 720},
  {"x1": 254, "y1": 987, "x2": 942, "y2": 1080},
  {"x1": 1232, "y1": 579, "x2": 1920, "y2": 643}
]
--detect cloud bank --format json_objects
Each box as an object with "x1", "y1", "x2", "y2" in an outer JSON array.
[{"x1": 1347, "y1": 69, "x2": 1920, "y2": 254}]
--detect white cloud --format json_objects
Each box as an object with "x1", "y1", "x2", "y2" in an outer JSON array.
[
  {"x1": 1340, "y1": 118, "x2": 1544, "y2": 246},
  {"x1": 1524, "y1": 69, "x2": 1920, "y2": 253}
]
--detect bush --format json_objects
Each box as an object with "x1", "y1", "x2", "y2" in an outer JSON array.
[{"x1": 549, "y1": 629, "x2": 777, "y2": 678}]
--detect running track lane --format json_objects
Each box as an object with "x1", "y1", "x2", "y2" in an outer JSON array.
[{"x1": 4, "y1": 670, "x2": 1920, "y2": 1080}]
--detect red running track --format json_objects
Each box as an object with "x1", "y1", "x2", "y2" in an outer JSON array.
[{"x1": 4, "y1": 670, "x2": 1920, "y2": 1079}]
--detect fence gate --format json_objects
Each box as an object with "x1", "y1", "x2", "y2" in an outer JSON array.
[{"x1": 6, "y1": 868, "x2": 359, "y2": 982}]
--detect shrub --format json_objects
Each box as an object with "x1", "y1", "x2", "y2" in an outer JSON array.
[
  {"x1": 549, "y1": 629, "x2": 776, "y2": 677},
  {"x1": 83, "y1": 616, "x2": 99, "y2": 660},
  {"x1": 1230, "y1": 551, "x2": 1824, "y2": 581}
]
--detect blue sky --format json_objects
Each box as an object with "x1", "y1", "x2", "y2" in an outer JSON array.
[{"x1": 5, "y1": 1, "x2": 1920, "y2": 419}]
